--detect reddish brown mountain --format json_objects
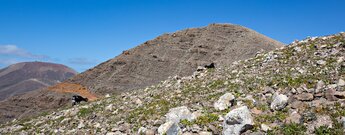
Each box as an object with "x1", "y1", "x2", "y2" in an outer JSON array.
[{"x1": 0, "y1": 62, "x2": 77, "y2": 101}]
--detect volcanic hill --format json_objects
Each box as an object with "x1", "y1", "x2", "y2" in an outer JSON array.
[
  {"x1": 0, "y1": 62, "x2": 77, "y2": 101},
  {"x1": 0, "y1": 24, "x2": 284, "y2": 124}
]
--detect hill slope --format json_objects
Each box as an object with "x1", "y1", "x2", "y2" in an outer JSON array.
[
  {"x1": 68, "y1": 23, "x2": 284, "y2": 95},
  {"x1": 0, "y1": 24, "x2": 283, "y2": 124},
  {"x1": 1, "y1": 32, "x2": 343, "y2": 134},
  {"x1": 0, "y1": 62, "x2": 77, "y2": 101}
]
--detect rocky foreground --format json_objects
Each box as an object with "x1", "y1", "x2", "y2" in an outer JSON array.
[{"x1": 1, "y1": 33, "x2": 344, "y2": 134}]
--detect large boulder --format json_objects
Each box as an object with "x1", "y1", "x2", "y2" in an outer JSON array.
[{"x1": 223, "y1": 106, "x2": 254, "y2": 135}]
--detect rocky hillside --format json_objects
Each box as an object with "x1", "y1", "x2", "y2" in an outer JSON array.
[
  {"x1": 68, "y1": 23, "x2": 284, "y2": 95},
  {"x1": 0, "y1": 62, "x2": 77, "y2": 101},
  {"x1": 0, "y1": 23, "x2": 283, "y2": 124},
  {"x1": 1, "y1": 33, "x2": 344, "y2": 135}
]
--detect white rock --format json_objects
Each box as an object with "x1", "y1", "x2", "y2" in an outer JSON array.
[
  {"x1": 199, "y1": 131, "x2": 213, "y2": 135},
  {"x1": 94, "y1": 123, "x2": 101, "y2": 128},
  {"x1": 77, "y1": 122, "x2": 85, "y2": 129},
  {"x1": 316, "y1": 60, "x2": 326, "y2": 65},
  {"x1": 158, "y1": 121, "x2": 182, "y2": 135},
  {"x1": 337, "y1": 57, "x2": 344, "y2": 63},
  {"x1": 214, "y1": 93, "x2": 235, "y2": 111},
  {"x1": 138, "y1": 127, "x2": 147, "y2": 134},
  {"x1": 135, "y1": 99, "x2": 143, "y2": 105},
  {"x1": 191, "y1": 110, "x2": 202, "y2": 120},
  {"x1": 261, "y1": 124, "x2": 271, "y2": 132},
  {"x1": 316, "y1": 80, "x2": 325, "y2": 91},
  {"x1": 338, "y1": 79, "x2": 345, "y2": 87},
  {"x1": 223, "y1": 106, "x2": 253, "y2": 135},
  {"x1": 314, "y1": 115, "x2": 333, "y2": 128},
  {"x1": 105, "y1": 94, "x2": 111, "y2": 98},
  {"x1": 105, "y1": 104, "x2": 113, "y2": 111},
  {"x1": 341, "y1": 117, "x2": 345, "y2": 129},
  {"x1": 270, "y1": 93, "x2": 288, "y2": 111},
  {"x1": 166, "y1": 106, "x2": 193, "y2": 123}
]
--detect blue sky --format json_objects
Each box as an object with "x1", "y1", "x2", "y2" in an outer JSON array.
[{"x1": 0, "y1": 0, "x2": 344, "y2": 72}]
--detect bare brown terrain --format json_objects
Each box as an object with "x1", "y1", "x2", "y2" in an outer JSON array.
[
  {"x1": 48, "y1": 83, "x2": 98, "y2": 101},
  {"x1": 0, "y1": 23, "x2": 284, "y2": 124}
]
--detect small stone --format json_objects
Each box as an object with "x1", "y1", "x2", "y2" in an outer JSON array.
[
  {"x1": 181, "y1": 133, "x2": 194, "y2": 135},
  {"x1": 334, "y1": 91, "x2": 345, "y2": 99},
  {"x1": 191, "y1": 111, "x2": 202, "y2": 120},
  {"x1": 301, "y1": 112, "x2": 317, "y2": 123},
  {"x1": 270, "y1": 93, "x2": 288, "y2": 111},
  {"x1": 338, "y1": 79, "x2": 345, "y2": 87},
  {"x1": 250, "y1": 108, "x2": 262, "y2": 115},
  {"x1": 325, "y1": 89, "x2": 338, "y2": 101},
  {"x1": 199, "y1": 131, "x2": 212, "y2": 135},
  {"x1": 214, "y1": 93, "x2": 235, "y2": 111},
  {"x1": 328, "y1": 84, "x2": 338, "y2": 89},
  {"x1": 191, "y1": 124, "x2": 201, "y2": 133},
  {"x1": 105, "y1": 94, "x2": 111, "y2": 98},
  {"x1": 337, "y1": 57, "x2": 344, "y2": 63},
  {"x1": 158, "y1": 121, "x2": 181, "y2": 135},
  {"x1": 290, "y1": 100, "x2": 307, "y2": 110},
  {"x1": 341, "y1": 117, "x2": 345, "y2": 129},
  {"x1": 296, "y1": 93, "x2": 314, "y2": 101},
  {"x1": 105, "y1": 132, "x2": 118, "y2": 135},
  {"x1": 135, "y1": 99, "x2": 143, "y2": 105},
  {"x1": 223, "y1": 106, "x2": 253, "y2": 135},
  {"x1": 285, "y1": 111, "x2": 301, "y2": 124},
  {"x1": 105, "y1": 104, "x2": 113, "y2": 111},
  {"x1": 317, "y1": 60, "x2": 326, "y2": 65},
  {"x1": 138, "y1": 127, "x2": 147, "y2": 135},
  {"x1": 77, "y1": 122, "x2": 85, "y2": 129},
  {"x1": 315, "y1": 80, "x2": 325, "y2": 93},
  {"x1": 260, "y1": 124, "x2": 271, "y2": 132},
  {"x1": 291, "y1": 88, "x2": 297, "y2": 94},
  {"x1": 314, "y1": 115, "x2": 333, "y2": 128},
  {"x1": 145, "y1": 129, "x2": 155, "y2": 135}
]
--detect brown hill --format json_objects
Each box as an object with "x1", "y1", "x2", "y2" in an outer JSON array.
[
  {"x1": 0, "y1": 23, "x2": 284, "y2": 124},
  {"x1": 0, "y1": 62, "x2": 77, "y2": 101},
  {"x1": 68, "y1": 24, "x2": 284, "y2": 95}
]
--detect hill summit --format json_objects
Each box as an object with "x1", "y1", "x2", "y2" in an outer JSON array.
[{"x1": 68, "y1": 23, "x2": 284, "y2": 95}]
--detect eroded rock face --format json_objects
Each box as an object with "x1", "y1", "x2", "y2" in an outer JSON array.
[
  {"x1": 223, "y1": 106, "x2": 253, "y2": 135},
  {"x1": 214, "y1": 93, "x2": 235, "y2": 111},
  {"x1": 270, "y1": 93, "x2": 288, "y2": 111}
]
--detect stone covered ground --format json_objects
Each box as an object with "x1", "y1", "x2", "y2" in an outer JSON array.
[{"x1": 0, "y1": 33, "x2": 345, "y2": 135}]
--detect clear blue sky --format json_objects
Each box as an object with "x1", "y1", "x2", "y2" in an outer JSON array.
[{"x1": 0, "y1": 0, "x2": 344, "y2": 72}]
